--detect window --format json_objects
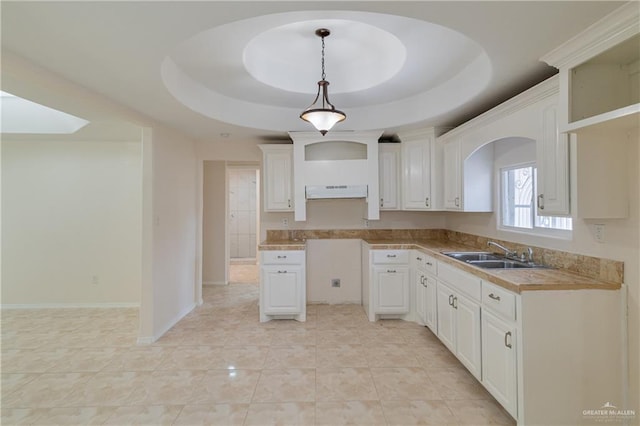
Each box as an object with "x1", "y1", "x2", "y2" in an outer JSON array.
[{"x1": 501, "y1": 164, "x2": 572, "y2": 232}]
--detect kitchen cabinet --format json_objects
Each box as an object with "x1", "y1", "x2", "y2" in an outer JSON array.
[
  {"x1": 413, "y1": 251, "x2": 437, "y2": 332},
  {"x1": 536, "y1": 104, "x2": 570, "y2": 216},
  {"x1": 399, "y1": 128, "x2": 445, "y2": 210},
  {"x1": 378, "y1": 143, "x2": 401, "y2": 210},
  {"x1": 481, "y1": 280, "x2": 517, "y2": 418},
  {"x1": 443, "y1": 139, "x2": 461, "y2": 210},
  {"x1": 436, "y1": 262, "x2": 482, "y2": 379},
  {"x1": 259, "y1": 250, "x2": 305, "y2": 322},
  {"x1": 364, "y1": 249, "x2": 410, "y2": 321},
  {"x1": 258, "y1": 145, "x2": 293, "y2": 212}
]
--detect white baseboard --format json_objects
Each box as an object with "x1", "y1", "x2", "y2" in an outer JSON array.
[
  {"x1": 203, "y1": 281, "x2": 228, "y2": 286},
  {"x1": 1, "y1": 302, "x2": 140, "y2": 310},
  {"x1": 136, "y1": 336, "x2": 154, "y2": 345}
]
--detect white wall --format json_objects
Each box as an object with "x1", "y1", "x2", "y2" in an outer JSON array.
[
  {"x1": 140, "y1": 126, "x2": 198, "y2": 341},
  {"x1": 202, "y1": 161, "x2": 227, "y2": 285},
  {"x1": 1, "y1": 138, "x2": 142, "y2": 306}
]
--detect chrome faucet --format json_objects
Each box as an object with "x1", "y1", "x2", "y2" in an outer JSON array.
[{"x1": 487, "y1": 241, "x2": 518, "y2": 259}]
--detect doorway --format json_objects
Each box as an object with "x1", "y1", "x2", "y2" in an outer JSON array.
[{"x1": 227, "y1": 165, "x2": 260, "y2": 284}]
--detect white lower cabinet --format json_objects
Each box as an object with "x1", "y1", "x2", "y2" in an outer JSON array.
[
  {"x1": 259, "y1": 250, "x2": 305, "y2": 322},
  {"x1": 436, "y1": 280, "x2": 482, "y2": 379},
  {"x1": 414, "y1": 251, "x2": 438, "y2": 332},
  {"x1": 364, "y1": 249, "x2": 410, "y2": 321},
  {"x1": 482, "y1": 309, "x2": 517, "y2": 418}
]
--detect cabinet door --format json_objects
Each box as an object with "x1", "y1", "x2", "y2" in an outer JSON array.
[
  {"x1": 443, "y1": 140, "x2": 461, "y2": 210},
  {"x1": 482, "y1": 311, "x2": 518, "y2": 418},
  {"x1": 379, "y1": 145, "x2": 401, "y2": 210},
  {"x1": 263, "y1": 149, "x2": 293, "y2": 212},
  {"x1": 455, "y1": 292, "x2": 482, "y2": 380},
  {"x1": 402, "y1": 139, "x2": 432, "y2": 210},
  {"x1": 261, "y1": 265, "x2": 302, "y2": 315},
  {"x1": 537, "y1": 104, "x2": 569, "y2": 216},
  {"x1": 436, "y1": 281, "x2": 456, "y2": 352},
  {"x1": 415, "y1": 269, "x2": 427, "y2": 325},
  {"x1": 374, "y1": 266, "x2": 410, "y2": 314},
  {"x1": 424, "y1": 276, "x2": 438, "y2": 332}
]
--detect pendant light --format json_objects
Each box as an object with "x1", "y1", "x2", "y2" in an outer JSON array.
[{"x1": 300, "y1": 28, "x2": 346, "y2": 135}]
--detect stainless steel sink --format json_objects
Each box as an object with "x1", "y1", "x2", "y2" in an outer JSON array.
[
  {"x1": 467, "y1": 259, "x2": 534, "y2": 269},
  {"x1": 443, "y1": 251, "x2": 545, "y2": 269},
  {"x1": 442, "y1": 252, "x2": 502, "y2": 262}
]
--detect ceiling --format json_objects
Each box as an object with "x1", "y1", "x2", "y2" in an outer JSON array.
[{"x1": 0, "y1": 1, "x2": 626, "y2": 144}]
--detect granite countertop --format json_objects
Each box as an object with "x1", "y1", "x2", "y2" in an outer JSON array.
[{"x1": 259, "y1": 237, "x2": 621, "y2": 293}]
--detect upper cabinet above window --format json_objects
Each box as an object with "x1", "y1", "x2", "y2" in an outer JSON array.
[{"x1": 541, "y1": 2, "x2": 639, "y2": 133}]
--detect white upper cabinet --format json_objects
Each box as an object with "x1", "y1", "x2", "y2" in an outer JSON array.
[
  {"x1": 399, "y1": 128, "x2": 443, "y2": 210},
  {"x1": 537, "y1": 104, "x2": 570, "y2": 216},
  {"x1": 378, "y1": 144, "x2": 401, "y2": 210},
  {"x1": 443, "y1": 139, "x2": 461, "y2": 210},
  {"x1": 259, "y1": 145, "x2": 293, "y2": 212},
  {"x1": 540, "y1": 2, "x2": 639, "y2": 133}
]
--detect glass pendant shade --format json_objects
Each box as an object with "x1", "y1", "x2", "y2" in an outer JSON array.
[{"x1": 300, "y1": 80, "x2": 346, "y2": 135}]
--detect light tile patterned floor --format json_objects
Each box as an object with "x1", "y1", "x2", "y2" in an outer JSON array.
[{"x1": 1, "y1": 284, "x2": 515, "y2": 425}]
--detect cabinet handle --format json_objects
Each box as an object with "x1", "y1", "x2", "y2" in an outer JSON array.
[
  {"x1": 416, "y1": 257, "x2": 423, "y2": 261},
  {"x1": 452, "y1": 296, "x2": 458, "y2": 309},
  {"x1": 288, "y1": 199, "x2": 291, "y2": 208},
  {"x1": 538, "y1": 194, "x2": 544, "y2": 210},
  {"x1": 425, "y1": 197, "x2": 430, "y2": 207},
  {"x1": 448, "y1": 294, "x2": 454, "y2": 306},
  {"x1": 387, "y1": 269, "x2": 397, "y2": 273},
  {"x1": 426, "y1": 261, "x2": 433, "y2": 266},
  {"x1": 488, "y1": 293, "x2": 501, "y2": 301},
  {"x1": 455, "y1": 197, "x2": 460, "y2": 207},
  {"x1": 505, "y1": 331, "x2": 512, "y2": 349},
  {"x1": 387, "y1": 254, "x2": 397, "y2": 258},
  {"x1": 420, "y1": 276, "x2": 425, "y2": 285},
  {"x1": 277, "y1": 270, "x2": 287, "y2": 274},
  {"x1": 277, "y1": 255, "x2": 287, "y2": 259},
  {"x1": 380, "y1": 198, "x2": 384, "y2": 207}
]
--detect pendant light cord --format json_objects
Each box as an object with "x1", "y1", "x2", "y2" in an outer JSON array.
[{"x1": 321, "y1": 35, "x2": 326, "y2": 81}]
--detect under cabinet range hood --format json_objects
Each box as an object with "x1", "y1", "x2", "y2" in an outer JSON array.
[{"x1": 305, "y1": 185, "x2": 368, "y2": 200}]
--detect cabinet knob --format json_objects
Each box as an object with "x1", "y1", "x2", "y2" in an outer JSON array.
[
  {"x1": 288, "y1": 199, "x2": 291, "y2": 208},
  {"x1": 538, "y1": 194, "x2": 544, "y2": 210},
  {"x1": 277, "y1": 270, "x2": 287, "y2": 274},
  {"x1": 426, "y1": 262, "x2": 433, "y2": 266},
  {"x1": 380, "y1": 198, "x2": 384, "y2": 207},
  {"x1": 416, "y1": 257, "x2": 423, "y2": 261},
  {"x1": 387, "y1": 269, "x2": 397, "y2": 273},
  {"x1": 505, "y1": 331, "x2": 513, "y2": 349},
  {"x1": 425, "y1": 197, "x2": 430, "y2": 207},
  {"x1": 277, "y1": 255, "x2": 287, "y2": 259},
  {"x1": 488, "y1": 293, "x2": 501, "y2": 301},
  {"x1": 387, "y1": 254, "x2": 397, "y2": 258},
  {"x1": 455, "y1": 197, "x2": 460, "y2": 207}
]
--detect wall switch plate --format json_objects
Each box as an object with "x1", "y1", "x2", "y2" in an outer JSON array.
[
  {"x1": 282, "y1": 218, "x2": 288, "y2": 228},
  {"x1": 594, "y1": 224, "x2": 605, "y2": 243},
  {"x1": 331, "y1": 278, "x2": 341, "y2": 288}
]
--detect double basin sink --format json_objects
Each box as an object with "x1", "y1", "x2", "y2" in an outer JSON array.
[{"x1": 443, "y1": 251, "x2": 545, "y2": 269}]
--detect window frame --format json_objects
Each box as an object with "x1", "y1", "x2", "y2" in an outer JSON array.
[{"x1": 498, "y1": 162, "x2": 572, "y2": 239}]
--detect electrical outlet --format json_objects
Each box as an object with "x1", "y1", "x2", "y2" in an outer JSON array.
[
  {"x1": 331, "y1": 278, "x2": 341, "y2": 288},
  {"x1": 91, "y1": 275, "x2": 99, "y2": 285},
  {"x1": 594, "y1": 224, "x2": 605, "y2": 243},
  {"x1": 282, "y1": 218, "x2": 289, "y2": 228},
  {"x1": 364, "y1": 219, "x2": 369, "y2": 228}
]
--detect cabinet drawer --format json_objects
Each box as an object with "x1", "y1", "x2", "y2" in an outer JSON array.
[
  {"x1": 437, "y1": 261, "x2": 481, "y2": 301},
  {"x1": 372, "y1": 250, "x2": 409, "y2": 264},
  {"x1": 262, "y1": 250, "x2": 305, "y2": 265},
  {"x1": 482, "y1": 281, "x2": 516, "y2": 322}
]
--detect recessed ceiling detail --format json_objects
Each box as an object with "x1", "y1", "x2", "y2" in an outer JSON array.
[{"x1": 161, "y1": 10, "x2": 492, "y2": 132}]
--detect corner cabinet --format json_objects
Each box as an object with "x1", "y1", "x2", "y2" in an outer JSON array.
[
  {"x1": 259, "y1": 250, "x2": 305, "y2": 322},
  {"x1": 258, "y1": 145, "x2": 293, "y2": 212},
  {"x1": 537, "y1": 104, "x2": 570, "y2": 216},
  {"x1": 378, "y1": 144, "x2": 401, "y2": 210}
]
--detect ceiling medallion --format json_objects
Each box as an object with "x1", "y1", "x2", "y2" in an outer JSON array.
[{"x1": 299, "y1": 28, "x2": 346, "y2": 135}]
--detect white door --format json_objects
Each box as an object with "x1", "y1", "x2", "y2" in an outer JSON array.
[
  {"x1": 455, "y1": 292, "x2": 482, "y2": 379},
  {"x1": 402, "y1": 139, "x2": 431, "y2": 210},
  {"x1": 424, "y1": 275, "x2": 438, "y2": 332},
  {"x1": 379, "y1": 145, "x2": 401, "y2": 210},
  {"x1": 482, "y1": 311, "x2": 518, "y2": 418},
  {"x1": 261, "y1": 265, "x2": 302, "y2": 315},
  {"x1": 374, "y1": 267, "x2": 410, "y2": 314},
  {"x1": 443, "y1": 140, "x2": 461, "y2": 210},
  {"x1": 436, "y1": 281, "x2": 456, "y2": 352},
  {"x1": 264, "y1": 150, "x2": 293, "y2": 211}
]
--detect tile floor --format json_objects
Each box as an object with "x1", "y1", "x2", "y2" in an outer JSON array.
[{"x1": 2, "y1": 283, "x2": 515, "y2": 425}]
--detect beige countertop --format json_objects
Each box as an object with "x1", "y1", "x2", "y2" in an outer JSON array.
[{"x1": 259, "y1": 237, "x2": 621, "y2": 293}]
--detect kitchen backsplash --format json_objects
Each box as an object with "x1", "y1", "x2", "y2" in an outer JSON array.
[{"x1": 265, "y1": 228, "x2": 624, "y2": 284}]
